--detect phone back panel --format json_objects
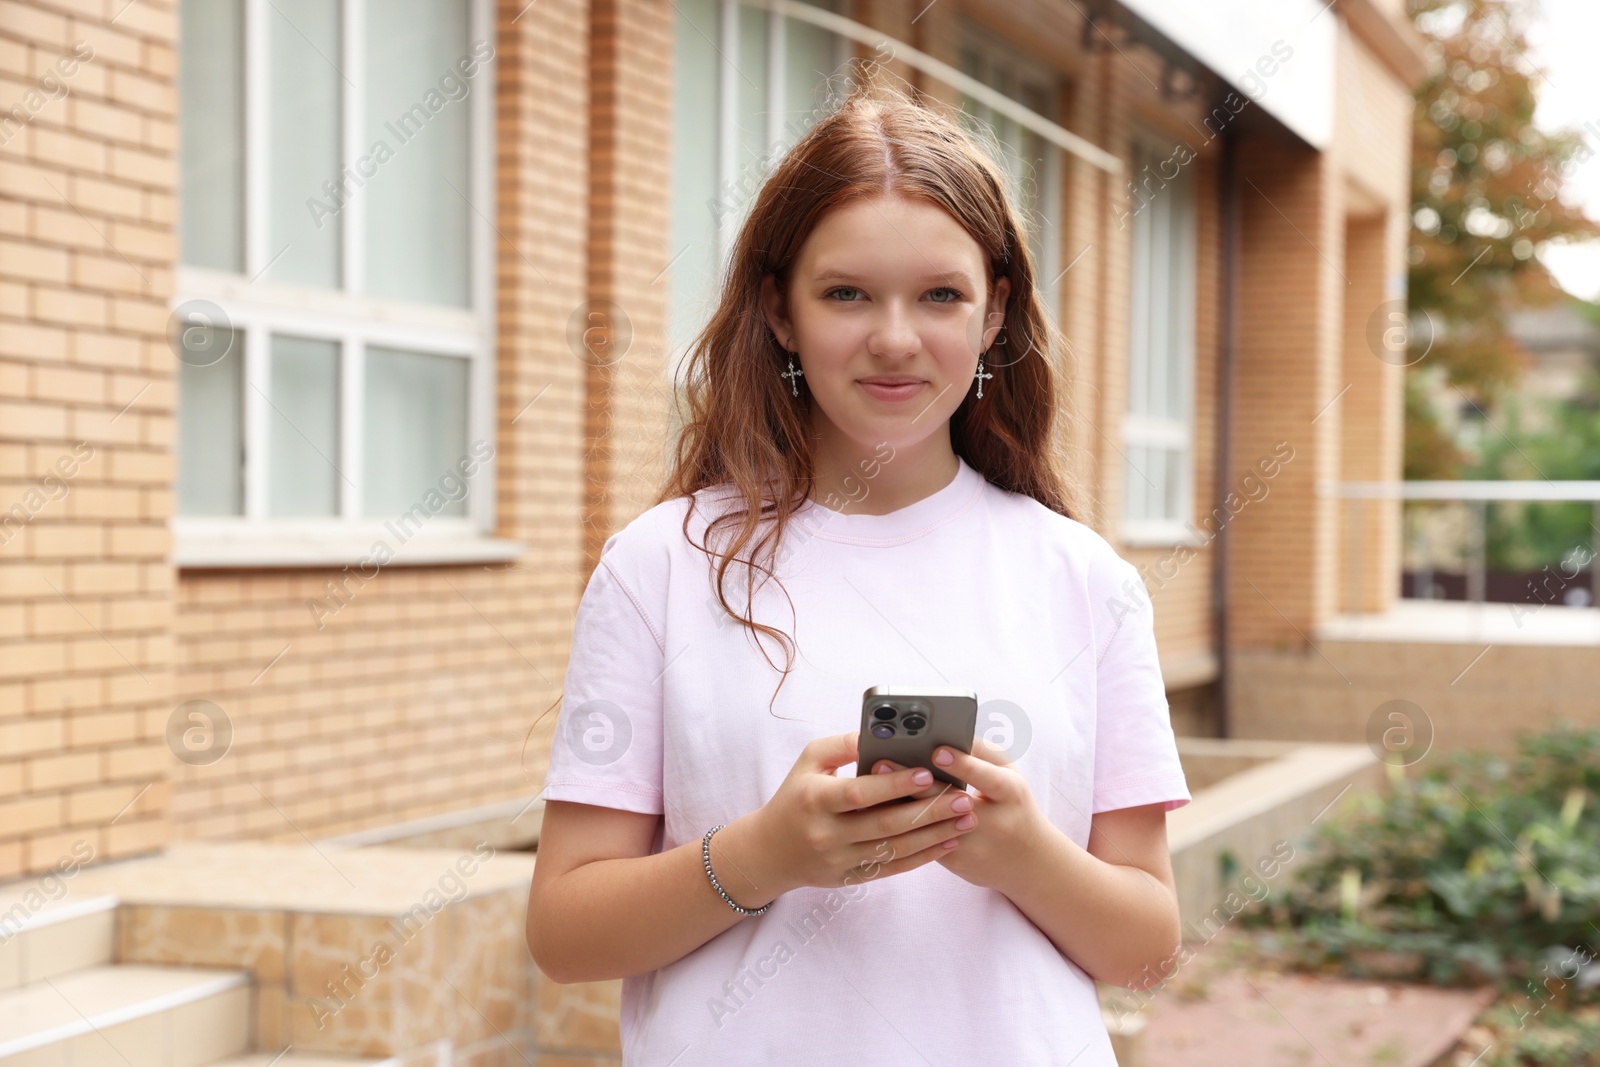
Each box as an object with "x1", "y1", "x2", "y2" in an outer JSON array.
[{"x1": 857, "y1": 685, "x2": 978, "y2": 791}]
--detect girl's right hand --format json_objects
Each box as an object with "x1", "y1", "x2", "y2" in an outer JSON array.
[{"x1": 752, "y1": 731, "x2": 978, "y2": 894}]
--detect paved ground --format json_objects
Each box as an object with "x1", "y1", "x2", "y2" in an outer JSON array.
[{"x1": 1111, "y1": 927, "x2": 1499, "y2": 1067}]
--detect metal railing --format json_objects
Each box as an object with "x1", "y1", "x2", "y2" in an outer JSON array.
[{"x1": 1323, "y1": 481, "x2": 1600, "y2": 607}]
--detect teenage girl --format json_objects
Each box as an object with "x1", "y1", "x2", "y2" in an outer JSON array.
[{"x1": 526, "y1": 78, "x2": 1191, "y2": 1065}]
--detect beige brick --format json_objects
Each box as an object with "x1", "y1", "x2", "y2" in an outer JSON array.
[
  {"x1": 0, "y1": 1, "x2": 71, "y2": 47},
  {"x1": 104, "y1": 740, "x2": 165, "y2": 780},
  {"x1": 72, "y1": 248, "x2": 150, "y2": 291},
  {"x1": 0, "y1": 196, "x2": 25, "y2": 237},
  {"x1": 0, "y1": 156, "x2": 61, "y2": 201},
  {"x1": 30, "y1": 673, "x2": 102, "y2": 714},
  {"x1": 109, "y1": 0, "x2": 176, "y2": 44},
  {"x1": 106, "y1": 447, "x2": 169, "y2": 483},
  {"x1": 69, "y1": 20, "x2": 142, "y2": 69},
  {"x1": 0, "y1": 236, "x2": 69, "y2": 283},
  {"x1": 106, "y1": 67, "x2": 171, "y2": 113},
  {"x1": 106, "y1": 522, "x2": 166, "y2": 557},
  {"x1": 3, "y1": 319, "x2": 71, "y2": 361},
  {"x1": 72, "y1": 329, "x2": 143, "y2": 369},
  {"x1": 65, "y1": 483, "x2": 141, "y2": 521},
  {"x1": 24, "y1": 827, "x2": 92, "y2": 875},
  {"x1": 107, "y1": 295, "x2": 165, "y2": 334},
  {"x1": 71, "y1": 173, "x2": 144, "y2": 219},
  {"x1": 108, "y1": 142, "x2": 169, "y2": 186},
  {"x1": 26, "y1": 748, "x2": 100, "y2": 790},
  {"x1": 106, "y1": 218, "x2": 171, "y2": 261},
  {"x1": 30, "y1": 123, "x2": 107, "y2": 172},
  {"x1": 0, "y1": 713, "x2": 64, "y2": 755},
  {"x1": 66, "y1": 782, "x2": 140, "y2": 823},
  {"x1": 31, "y1": 361, "x2": 105, "y2": 405},
  {"x1": 0, "y1": 279, "x2": 27, "y2": 316},
  {"x1": 25, "y1": 521, "x2": 102, "y2": 560},
  {"x1": 68, "y1": 95, "x2": 133, "y2": 142},
  {"x1": 33, "y1": 284, "x2": 110, "y2": 328},
  {"x1": 0, "y1": 794, "x2": 62, "y2": 838},
  {"x1": 0, "y1": 400, "x2": 67, "y2": 439}
]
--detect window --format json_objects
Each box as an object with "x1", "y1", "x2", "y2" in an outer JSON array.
[
  {"x1": 173, "y1": 0, "x2": 503, "y2": 564},
  {"x1": 956, "y1": 26, "x2": 1063, "y2": 327},
  {"x1": 1122, "y1": 134, "x2": 1198, "y2": 545},
  {"x1": 667, "y1": 0, "x2": 850, "y2": 375}
]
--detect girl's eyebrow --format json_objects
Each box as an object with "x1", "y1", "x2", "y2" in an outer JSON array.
[{"x1": 812, "y1": 267, "x2": 977, "y2": 288}]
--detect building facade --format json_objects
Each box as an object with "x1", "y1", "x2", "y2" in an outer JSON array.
[{"x1": 0, "y1": 0, "x2": 1424, "y2": 880}]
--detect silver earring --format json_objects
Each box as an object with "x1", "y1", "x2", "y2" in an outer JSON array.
[
  {"x1": 974, "y1": 349, "x2": 993, "y2": 398},
  {"x1": 781, "y1": 347, "x2": 804, "y2": 397}
]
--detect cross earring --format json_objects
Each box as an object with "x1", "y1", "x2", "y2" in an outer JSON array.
[
  {"x1": 974, "y1": 349, "x2": 993, "y2": 398},
  {"x1": 781, "y1": 344, "x2": 804, "y2": 397}
]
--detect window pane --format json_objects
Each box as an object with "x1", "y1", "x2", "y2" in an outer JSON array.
[
  {"x1": 364, "y1": 0, "x2": 472, "y2": 307},
  {"x1": 736, "y1": 5, "x2": 770, "y2": 183},
  {"x1": 1149, "y1": 446, "x2": 1169, "y2": 522},
  {"x1": 269, "y1": 0, "x2": 341, "y2": 288},
  {"x1": 363, "y1": 346, "x2": 470, "y2": 517},
  {"x1": 179, "y1": 0, "x2": 244, "y2": 272},
  {"x1": 1165, "y1": 447, "x2": 1185, "y2": 521},
  {"x1": 782, "y1": 8, "x2": 839, "y2": 147},
  {"x1": 1125, "y1": 445, "x2": 1147, "y2": 522},
  {"x1": 177, "y1": 327, "x2": 244, "y2": 515},
  {"x1": 668, "y1": 0, "x2": 720, "y2": 364},
  {"x1": 268, "y1": 335, "x2": 340, "y2": 517}
]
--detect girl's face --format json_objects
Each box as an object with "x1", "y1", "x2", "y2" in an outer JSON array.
[{"x1": 760, "y1": 194, "x2": 1011, "y2": 455}]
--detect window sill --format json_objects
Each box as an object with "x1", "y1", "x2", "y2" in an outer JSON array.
[
  {"x1": 171, "y1": 528, "x2": 525, "y2": 570},
  {"x1": 1121, "y1": 522, "x2": 1209, "y2": 550}
]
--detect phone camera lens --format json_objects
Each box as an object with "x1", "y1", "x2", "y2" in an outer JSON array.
[
  {"x1": 871, "y1": 722, "x2": 895, "y2": 739},
  {"x1": 901, "y1": 714, "x2": 926, "y2": 731},
  {"x1": 871, "y1": 705, "x2": 897, "y2": 721}
]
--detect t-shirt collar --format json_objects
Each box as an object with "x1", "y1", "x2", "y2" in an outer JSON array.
[{"x1": 793, "y1": 454, "x2": 985, "y2": 544}]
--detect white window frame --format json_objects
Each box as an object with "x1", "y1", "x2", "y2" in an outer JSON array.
[
  {"x1": 169, "y1": 0, "x2": 514, "y2": 569},
  {"x1": 1121, "y1": 128, "x2": 1198, "y2": 548},
  {"x1": 669, "y1": 0, "x2": 1103, "y2": 387},
  {"x1": 664, "y1": 0, "x2": 853, "y2": 384}
]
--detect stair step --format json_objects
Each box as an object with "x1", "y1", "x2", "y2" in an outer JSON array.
[
  {"x1": 205, "y1": 1055, "x2": 401, "y2": 1067},
  {"x1": 0, "y1": 895, "x2": 117, "y2": 993},
  {"x1": 0, "y1": 964, "x2": 249, "y2": 1067}
]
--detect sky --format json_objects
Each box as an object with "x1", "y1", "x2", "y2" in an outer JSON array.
[{"x1": 1522, "y1": 0, "x2": 1600, "y2": 301}]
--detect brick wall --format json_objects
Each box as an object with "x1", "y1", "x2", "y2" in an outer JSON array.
[
  {"x1": 0, "y1": 0, "x2": 1420, "y2": 873},
  {"x1": 164, "y1": 0, "x2": 593, "y2": 847},
  {"x1": 0, "y1": 0, "x2": 177, "y2": 880}
]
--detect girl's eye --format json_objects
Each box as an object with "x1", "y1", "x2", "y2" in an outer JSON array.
[{"x1": 823, "y1": 286, "x2": 965, "y2": 303}]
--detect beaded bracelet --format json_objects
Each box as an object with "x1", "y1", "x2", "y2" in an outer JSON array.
[{"x1": 702, "y1": 824, "x2": 772, "y2": 917}]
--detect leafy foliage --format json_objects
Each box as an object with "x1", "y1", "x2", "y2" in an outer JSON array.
[
  {"x1": 1403, "y1": 0, "x2": 1600, "y2": 478},
  {"x1": 1241, "y1": 722, "x2": 1600, "y2": 997}
]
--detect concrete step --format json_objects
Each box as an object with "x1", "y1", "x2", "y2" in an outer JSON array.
[
  {"x1": 0, "y1": 963, "x2": 249, "y2": 1067},
  {"x1": 0, "y1": 895, "x2": 117, "y2": 992},
  {"x1": 204, "y1": 1054, "x2": 401, "y2": 1067}
]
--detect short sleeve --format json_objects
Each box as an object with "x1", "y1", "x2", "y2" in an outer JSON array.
[
  {"x1": 1090, "y1": 557, "x2": 1192, "y2": 814},
  {"x1": 541, "y1": 543, "x2": 666, "y2": 815}
]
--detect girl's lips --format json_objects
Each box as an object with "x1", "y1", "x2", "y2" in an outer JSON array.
[{"x1": 859, "y1": 381, "x2": 925, "y2": 402}]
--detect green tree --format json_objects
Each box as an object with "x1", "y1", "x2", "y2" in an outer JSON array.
[{"x1": 1404, "y1": 0, "x2": 1600, "y2": 478}]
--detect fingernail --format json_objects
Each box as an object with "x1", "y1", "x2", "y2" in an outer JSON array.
[
  {"x1": 934, "y1": 748, "x2": 953, "y2": 766},
  {"x1": 952, "y1": 795, "x2": 971, "y2": 812},
  {"x1": 912, "y1": 769, "x2": 933, "y2": 785},
  {"x1": 874, "y1": 762, "x2": 891, "y2": 774},
  {"x1": 955, "y1": 814, "x2": 975, "y2": 830}
]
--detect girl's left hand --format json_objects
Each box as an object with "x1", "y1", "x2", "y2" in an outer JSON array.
[{"x1": 869, "y1": 736, "x2": 1046, "y2": 894}]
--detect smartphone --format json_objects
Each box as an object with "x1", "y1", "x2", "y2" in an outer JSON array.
[{"x1": 856, "y1": 685, "x2": 978, "y2": 795}]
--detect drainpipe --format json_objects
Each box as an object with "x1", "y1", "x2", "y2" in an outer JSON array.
[{"x1": 1213, "y1": 130, "x2": 1240, "y2": 740}]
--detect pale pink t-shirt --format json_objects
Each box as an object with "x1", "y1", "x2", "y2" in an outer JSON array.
[{"x1": 541, "y1": 454, "x2": 1191, "y2": 1065}]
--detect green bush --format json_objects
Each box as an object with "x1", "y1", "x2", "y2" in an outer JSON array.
[{"x1": 1241, "y1": 721, "x2": 1600, "y2": 997}]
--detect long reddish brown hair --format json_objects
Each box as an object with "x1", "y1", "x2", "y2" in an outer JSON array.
[{"x1": 662, "y1": 74, "x2": 1079, "y2": 715}]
